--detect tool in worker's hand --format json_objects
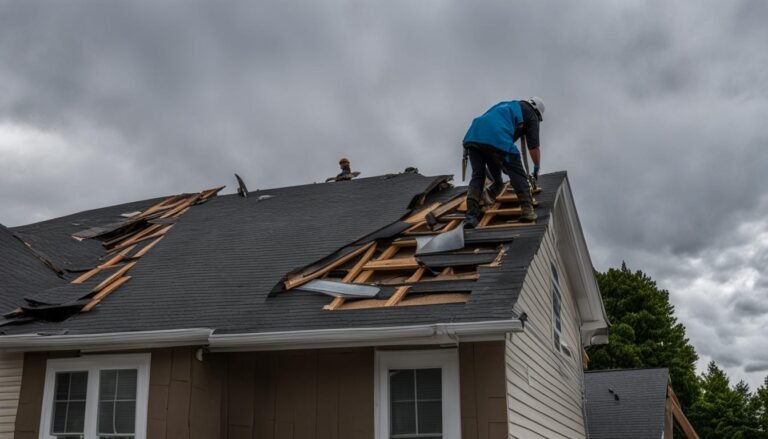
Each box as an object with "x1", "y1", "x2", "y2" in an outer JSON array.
[
  {"x1": 325, "y1": 171, "x2": 360, "y2": 182},
  {"x1": 520, "y1": 136, "x2": 538, "y2": 191},
  {"x1": 461, "y1": 147, "x2": 468, "y2": 181}
]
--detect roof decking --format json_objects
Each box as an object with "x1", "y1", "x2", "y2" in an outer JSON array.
[{"x1": 1, "y1": 171, "x2": 567, "y2": 337}]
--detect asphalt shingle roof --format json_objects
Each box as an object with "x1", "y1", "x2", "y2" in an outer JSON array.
[
  {"x1": 584, "y1": 368, "x2": 670, "y2": 439},
  {"x1": 0, "y1": 224, "x2": 65, "y2": 312},
  {"x1": 1, "y1": 171, "x2": 567, "y2": 336}
]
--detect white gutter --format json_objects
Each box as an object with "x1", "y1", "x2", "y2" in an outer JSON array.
[
  {"x1": 0, "y1": 328, "x2": 213, "y2": 353},
  {"x1": 0, "y1": 320, "x2": 524, "y2": 353},
  {"x1": 208, "y1": 319, "x2": 524, "y2": 352}
]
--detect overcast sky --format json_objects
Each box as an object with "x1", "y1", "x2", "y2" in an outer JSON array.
[{"x1": 2, "y1": 0, "x2": 767, "y2": 388}]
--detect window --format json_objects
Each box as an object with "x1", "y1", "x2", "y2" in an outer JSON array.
[
  {"x1": 551, "y1": 263, "x2": 572, "y2": 358},
  {"x1": 551, "y1": 262, "x2": 563, "y2": 353},
  {"x1": 40, "y1": 354, "x2": 150, "y2": 439},
  {"x1": 376, "y1": 350, "x2": 460, "y2": 439}
]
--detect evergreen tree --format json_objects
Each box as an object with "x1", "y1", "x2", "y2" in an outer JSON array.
[
  {"x1": 688, "y1": 362, "x2": 766, "y2": 438},
  {"x1": 753, "y1": 377, "x2": 768, "y2": 433},
  {"x1": 586, "y1": 263, "x2": 700, "y2": 410}
]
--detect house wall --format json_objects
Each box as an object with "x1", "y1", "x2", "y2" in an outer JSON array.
[
  {"x1": 0, "y1": 352, "x2": 23, "y2": 439},
  {"x1": 505, "y1": 222, "x2": 588, "y2": 439},
  {"x1": 459, "y1": 341, "x2": 508, "y2": 439},
  {"x1": 15, "y1": 342, "x2": 506, "y2": 439},
  {"x1": 14, "y1": 352, "x2": 75, "y2": 439},
  {"x1": 220, "y1": 347, "x2": 374, "y2": 439},
  {"x1": 13, "y1": 348, "x2": 219, "y2": 439}
]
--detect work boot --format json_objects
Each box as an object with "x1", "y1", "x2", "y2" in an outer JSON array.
[
  {"x1": 516, "y1": 190, "x2": 537, "y2": 222},
  {"x1": 464, "y1": 188, "x2": 483, "y2": 229}
]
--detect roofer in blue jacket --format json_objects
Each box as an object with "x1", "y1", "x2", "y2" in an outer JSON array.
[{"x1": 462, "y1": 97, "x2": 545, "y2": 228}]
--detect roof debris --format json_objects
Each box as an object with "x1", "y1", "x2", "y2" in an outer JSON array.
[
  {"x1": 235, "y1": 173, "x2": 249, "y2": 197},
  {"x1": 2, "y1": 186, "x2": 224, "y2": 324},
  {"x1": 281, "y1": 182, "x2": 542, "y2": 311}
]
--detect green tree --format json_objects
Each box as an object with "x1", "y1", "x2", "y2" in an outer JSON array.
[
  {"x1": 753, "y1": 377, "x2": 768, "y2": 433},
  {"x1": 586, "y1": 263, "x2": 700, "y2": 410},
  {"x1": 688, "y1": 362, "x2": 766, "y2": 438}
]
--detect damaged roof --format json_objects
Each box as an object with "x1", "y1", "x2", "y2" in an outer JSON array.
[
  {"x1": 0, "y1": 171, "x2": 567, "y2": 337},
  {"x1": 0, "y1": 224, "x2": 65, "y2": 313}
]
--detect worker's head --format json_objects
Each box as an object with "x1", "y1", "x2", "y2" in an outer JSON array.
[
  {"x1": 339, "y1": 157, "x2": 350, "y2": 170},
  {"x1": 526, "y1": 97, "x2": 545, "y2": 121}
]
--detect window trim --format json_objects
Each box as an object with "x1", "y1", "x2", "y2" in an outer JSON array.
[
  {"x1": 39, "y1": 353, "x2": 151, "y2": 439},
  {"x1": 551, "y1": 262, "x2": 565, "y2": 354},
  {"x1": 374, "y1": 349, "x2": 460, "y2": 439}
]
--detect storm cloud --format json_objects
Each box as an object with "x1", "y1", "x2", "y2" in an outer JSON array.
[{"x1": 1, "y1": 0, "x2": 767, "y2": 388}]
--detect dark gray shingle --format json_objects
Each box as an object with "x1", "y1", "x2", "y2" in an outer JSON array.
[
  {"x1": 1, "y1": 171, "x2": 566, "y2": 336},
  {"x1": 585, "y1": 368, "x2": 670, "y2": 439}
]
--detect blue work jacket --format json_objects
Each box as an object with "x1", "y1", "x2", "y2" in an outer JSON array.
[{"x1": 463, "y1": 101, "x2": 524, "y2": 154}]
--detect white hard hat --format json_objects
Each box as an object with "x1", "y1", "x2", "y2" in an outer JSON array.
[{"x1": 526, "y1": 96, "x2": 545, "y2": 121}]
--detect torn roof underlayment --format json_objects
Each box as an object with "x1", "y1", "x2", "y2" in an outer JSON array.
[{"x1": 0, "y1": 171, "x2": 575, "y2": 342}]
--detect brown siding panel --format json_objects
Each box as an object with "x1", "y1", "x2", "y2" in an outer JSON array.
[
  {"x1": 238, "y1": 348, "x2": 374, "y2": 439},
  {"x1": 460, "y1": 341, "x2": 508, "y2": 439},
  {"x1": 147, "y1": 347, "x2": 223, "y2": 439},
  {"x1": 14, "y1": 353, "x2": 47, "y2": 437},
  {"x1": 15, "y1": 351, "x2": 77, "y2": 438}
]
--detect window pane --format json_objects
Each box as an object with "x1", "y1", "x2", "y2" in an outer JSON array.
[
  {"x1": 100, "y1": 370, "x2": 117, "y2": 400},
  {"x1": 391, "y1": 401, "x2": 416, "y2": 436},
  {"x1": 416, "y1": 369, "x2": 441, "y2": 400},
  {"x1": 116, "y1": 370, "x2": 138, "y2": 399},
  {"x1": 417, "y1": 401, "x2": 443, "y2": 434},
  {"x1": 115, "y1": 401, "x2": 137, "y2": 433},
  {"x1": 98, "y1": 401, "x2": 114, "y2": 434},
  {"x1": 52, "y1": 371, "x2": 88, "y2": 435},
  {"x1": 69, "y1": 373, "x2": 88, "y2": 400},
  {"x1": 98, "y1": 369, "x2": 137, "y2": 435},
  {"x1": 52, "y1": 402, "x2": 67, "y2": 433},
  {"x1": 65, "y1": 401, "x2": 86, "y2": 433},
  {"x1": 390, "y1": 368, "x2": 443, "y2": 438},
  {"x1": 551, "y1": 262, "x2": 559, "y2": 283},
  {"x1": 390, "y1": 370, "x2": 414, "y2": 402},
  {"x1": 54, "y1": 373, "x2": 70, "y2": 400}
]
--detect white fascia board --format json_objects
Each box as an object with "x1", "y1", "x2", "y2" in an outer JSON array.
[
  {"x1": 0, "y1": 321, "x2": 524, "y2": 354},
  {"x1": 0, "y1": 328, "x2": 213, "y2": 352},
  {"x1": 209, "y1": 319, "x2": 523, "y2": 352},
  {"x1": 554, "y1": 177, "x2": 610, "y2": 346}
]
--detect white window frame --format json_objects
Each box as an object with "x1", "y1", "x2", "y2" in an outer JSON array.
[
  {"x1": 39, "y1": 353, "x2": 151, "y2": 439},
  {"x1": 374, "y1": 349, "x2": 460, "y2": 439},
  {"x1": 551, "y1": 263, "x2": 565, "y2": 353}
]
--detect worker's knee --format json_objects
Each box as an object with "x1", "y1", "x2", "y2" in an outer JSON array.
[{"x1": 467, "y1": 186, "x2": 482, "y2": 202}]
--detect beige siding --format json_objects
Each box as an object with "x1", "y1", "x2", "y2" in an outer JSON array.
[
  {"x1": 0, "y1": 353, "x2": 22, "y2": 439},
  {"x1": 506, "y1": 223, "x2": 587, "y2": 439}
]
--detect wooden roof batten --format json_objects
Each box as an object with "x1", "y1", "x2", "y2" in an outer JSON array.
[
  {"x1": 282, "y1": 185, "x2": 542, "y2": 311},
  {"x1": 5, "y1": 186, "x2": 225, "y2": 323}
]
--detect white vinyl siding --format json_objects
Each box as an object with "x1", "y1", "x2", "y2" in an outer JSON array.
[
  {"x1": 505, "y1": 223, "x2": 587, "y2": 439},
  {"x1": 0, "y1": 353, "x2": 23, "y2": 439}
]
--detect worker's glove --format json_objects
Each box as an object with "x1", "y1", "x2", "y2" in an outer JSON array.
[{"x1": 533, "y1": 165, "x2": 540, "y2": 181}]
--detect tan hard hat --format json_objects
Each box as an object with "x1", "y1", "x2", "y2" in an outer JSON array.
[{"x1": 339, "y1": 157, "x2": 350, "y2": 164}]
